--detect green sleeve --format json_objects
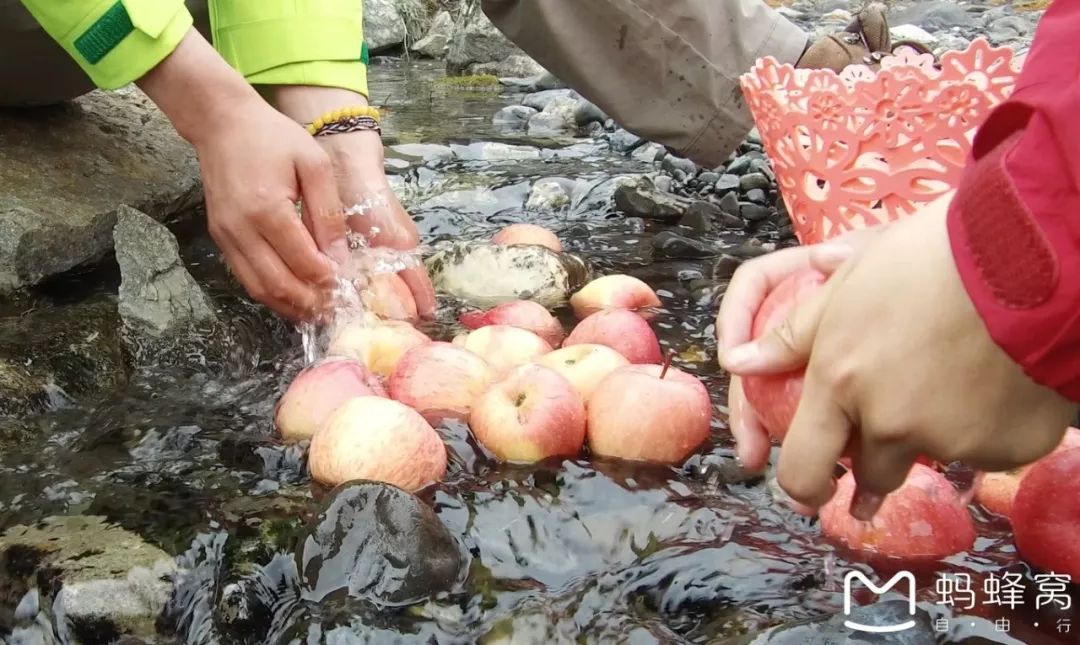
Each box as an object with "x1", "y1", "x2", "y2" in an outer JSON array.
[
  {"x1": 18, "y1": 0, "x2": 193, "y2": 90},
  {"x1": 208, "y1": 0, "x2": 369, "y2": 98}
]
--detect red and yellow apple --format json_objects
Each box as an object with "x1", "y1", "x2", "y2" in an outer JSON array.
[
  {"x1": 563, "y1": 308, "x2": 663, "y2": 364},
  {"x1": 586, "y1": 360, "x2": 712, "y2": 463},
  {"x1": 274, "y1": 357, "x2": 386, "y2": 441},
  {"x1": 820, "y1": 463, "x2": 976, "y2": 562},
  {"x1": 537, "y1": 343, "x2": 630, "y2": 401},
  {"x1": 452, "y1": 325, "x2": 553, "y2": 375},
  {"x1": 491, "y1": 223, "x2": 562, "y2": 252},
  {"x1": 569, "y1": 274, "x2": 661, "y2": 319},
  {"x1": 388, "y1": 341, "x2": 496, "y2": 424},
  {"x1": 975, "y1": 427, "x2": 1080, "y2": 520},
  {"x1": 327, "y1": 318, "x2": 432, "y2": 378},
  {"x1": 308, "y1": 395, "x2": 447, "y2": 492},
  {"x1": 459, "y1": 300, "x2": 565, "y2": 347},
  {"x1": 469, "y1": 363, "x2": 586, "y2": 463},
  {"x1": 360, "y1": 272, "x2": 418, "y2": 322},
  {"x1": 1012, "y1": 447, "x2": 1080, "y2": 578}
]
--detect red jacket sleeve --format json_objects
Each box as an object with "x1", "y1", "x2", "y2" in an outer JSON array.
[{"x1": 947, "y1": 0, "x2": 1080, "y2": 402}]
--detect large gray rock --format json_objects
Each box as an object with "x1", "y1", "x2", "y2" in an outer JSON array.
[
  {"x1": 364, "y1": 0, "x2": 408, "y2": 52},
  {"x1": 0, "y1": 515, "x2": 177, "y2": 644},
  {"x1": 411, "y1": 9, "x2": 455, "y2": 58},
  {"x1": 447, "y1": 0, "x2": 532, "y2": 75},
  {"x1": 0, "y1": 88, "x2": 200, "y2": 294},
  {"x1": 113, "y1": 205, "x2": 217, "y2": 338}
]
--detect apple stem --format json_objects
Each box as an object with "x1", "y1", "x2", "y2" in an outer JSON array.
[{"x1": 659, "y1": 350, "x2": 676, "y2": 380}]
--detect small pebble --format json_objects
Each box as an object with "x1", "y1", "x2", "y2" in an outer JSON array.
[
  {"x1": 651, "y1": 231, "x2": 716, "y2": 259},
  {"x1": 745, "y1": 188, "x2": 767, "y2": 204},
  {"x1": 714, "y1": 174, "x2": 740, "y2": 195},
  {"x1": 697, "y1": 171, "x2": 720, "y2": 187},
  {"x1": 739, "y1": 173, "x2": 771, "y2": 192},
  {"x1": 717, "y1": 191, "x2": 740, "y2": 217},
  {"x1": 740, "y1": 203, "x2": 773, "y2": 222},
  {"x1": 726, "y1": 156, "x2": 752, "y2": 175},
  {"x1": 662, "y1": 154, "x2": 698, "y2": 178}
]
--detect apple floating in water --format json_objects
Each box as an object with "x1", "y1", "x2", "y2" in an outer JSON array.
[
  {"x1": 491, "y1": 223, "x2": 562, "y2": 252},
  {"x1": 274, "y1": 357, "x2": 386, "y2": 441},
  {"x1": 361, "y1": 272, "x2": 418, "y2": 322},
  {"x1": 388, "y1": 341, "x2": 495, "y2": 424},
  {"x1": 819, "y1": 463, "x2": 976, "y2": 562},
  {"x1": 537, "y1": 343, "x2": 630, "y2": 401},
  {"x1": 326, "y1": 317, "x2": 432, "y2": 379},
  {"x1": 1012, "y1": 446, "x2": 1080, "y2": 579},
  {"x1": 452, "y1": 324, "x2": 553, "y2": 376},
  {"x1": 458, "y1": 300, "x2": 565, "y2": 348},
  {"x1": 974, "y1": 427, "x2": 1080, "y2": 520},
  {"x1": 308, "y1": 396, "x2": 447, "y2": 492},
  {"x1": 569, "y1": 274, "x2": 661, "y2": 319},
  {"x1": 586, "y1": 353, "x2": 713, "y2": 463},
  {"x1": 469, "y1": 363, "x2": 587, "y2": 463},
  {"x1": 563, "y1": 308, "x2": 663, "y2": 364}
]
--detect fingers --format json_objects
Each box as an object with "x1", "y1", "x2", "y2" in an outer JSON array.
[
  {"x1": 296, "y1": 150, "x2": 349, "y2": 264},
  {"x1": 399, "y1": 265, "x2": 437, "y2": 319},
  {"x1": 258, "y1": 202, "x2": 338, "y2": 287},
  {"x1": 242, "y1": 234, "x2": 331, "y2": 322},
  {"x1": 727, "y1": 375, "x2": 772, "y2": 472},
  {"x1": 848, "y1": 440, "x2": 918, "y2": 521},
  {"x1": 720, "y1": 281, "x2": 831, "y2": 376},
  {"x1": 776, "y1": 375, "x2": 854, "y2": 510}
]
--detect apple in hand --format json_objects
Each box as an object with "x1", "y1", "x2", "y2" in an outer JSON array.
[
  {"x1": 361, "y1": 272, "x2": 418, "y2": 322},
  {"x1": 491, "y1": 223, "x2": 562, "y2": 252},
  {"x1": 741, "y1": 268, "x2": 828, "y2": 440},
  {"x1": 563, "y1": 308, "x2": 663, "y2": 364},
  {"x1": 327, "y1": 318, "x2": 432, "y2": 378},
  {"x1": 308, "y1": 395, "x2": 447, "y2": 492},
  {"x1": 1012, "y1": 447, "x2": 1080, "y2": 578},
  {"x1": 389, "y1": 341, "x2": 495, "y2": 424},
  {"x1": 275, "y1": 357, "x2": 386, "y2": 441},
  {"x1": 469, "y1": 363, "x2": 586, "y2": 463},
  {"x1": 459, "y1": 300, "x2": 565, "y2": 347},
  {"x1": 537, "y1": 343, "x2": 630, "y2": 401},
  {"x1": 975, "y1": 427, "x2": 1080, "y2": 519},
  {"x1": 820, "y1": 463, "x2": 976, "y2": 562},
  {"x1": 569, "y1": 274, "x2": 661, "y2": 319},
  {"x1": 453, "y1": 324, "x2": 553, "y2": 375},
  {"x1": 586, "y1": 357, "x2": 712, "y2": 463}
]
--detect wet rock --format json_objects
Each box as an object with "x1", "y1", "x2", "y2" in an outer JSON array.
[
  {"x1": 716, "y1": 191, "x2": 740, "y2": 218},
  {"x1": 613, "y1": 181, "x2": 690, "y2": 223},
  {"x1": 526, "y1": 180, "x2": 571, "y2": 211},
  {"x1": 740, "y1": 203, "x2": 774, "y2": 222},
  {"x1": 630, "y1": 143, "x2": 663, "y2": 164},
  {"x1": 0, "y1": 89, "x2": 200, "y2": 294},
  {"x1": 661, "y1": 154, "x2": 697, "y2": 178},
  {"x1": 697, "y1": 171, "x2": 720, "y2": 187},
  {"x1": 522, "y1": 89, "x2": 579, "y2": 112},
  {"x1": 724, "y1": 241, "x2": 773, "y2": 260},
  {"x1": 745, "y1": 188, "x2": 768, "y2": 205},
  {"x1": 680, "y1": 201, "x2": 728, "y2": 233},
  {"x1": 749, "y1": 158, "x2": 775, "y2": 180},
  {"x1": 0, "y1": 515, "x2": 177, "y2": 644},
  {"x1": 724, "y1": 600, "x2": 937, "y2": 644},
  {"x1": 410, "y1": 9, "x2": 454, "y2": 58},
  {"x1": 726, "y1": 156, "x2": 752, "y2": 176},
  {"x1": 609, "y1": 129, "x2": 646, "y2": 154},
  {"x1": 711, "y1": 255, "x2": 746, "y2": 282},
  {"x1": 651, "y1": 231, "x2": 716, "y2": 259},
  {"x1": 714, "y1": 173, "x2": 741, "y2": 195},
  {"x1": 739, "y1": 173, "x2": 771, "y2": 192},
  {"x1": 388, "y1": 143, "x2": 456, "y2": 165},
  {"x1": 471, "y1": 55, "x2": 545, "y2": 79},
  {"x1": 573, "y1": 100, "x2": 608, "y2": 127},
  {"x1": 364, "y1": 0, "x2": 409, "y2": 53},
  {"x1": 652, "y1": 175, "x2": 673, "y2": 194},
  {"x1": 678, "y1": 208, "x2": 713, "y2": 236},
  {"x1": 447, "y1": 0, "x2": 530, "y2": 75},
  {"x1": 113, "y1": 205, "x2": 217, "y2": 339},
  {"x1": 298, "y1": 481, "x2": 465, "y2": 606},
  {"x1": 0, "y1": 297, "x2": 126, "y2": 416},
  {"x1": 450, "y1": 141, "x2": 541, "y2": 161},
  {"x1": 529, "y1": 71, "x2": 565, "y2": 92},
  {"x1": 492, "y1": 105, "x2": 538, "y2": 130},
  {"x1": 425, "y1": 241, "x2": 590, "y2": 308},
  {"x1": 526, "y1": 96, "x2": 578, "y2": 136},
  {"x1": 892, "y1": 2, "x2": 978, "y2": 31}
]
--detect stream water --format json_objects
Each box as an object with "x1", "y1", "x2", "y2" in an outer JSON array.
[{"x1": 1, "y1": 59, "x2": 1076, "y2": 644}]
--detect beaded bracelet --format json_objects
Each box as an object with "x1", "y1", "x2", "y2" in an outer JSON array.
[{"x1": 305, "y1": 105, "x2": 382, "y2": 137}]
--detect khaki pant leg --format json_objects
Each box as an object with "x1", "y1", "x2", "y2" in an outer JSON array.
[
  {"x1": 0, "y1": 0, "x2": 211, "y2": 107},
  {"x1": 481, "y1": 0, "x2": 807, "y2": 167}
]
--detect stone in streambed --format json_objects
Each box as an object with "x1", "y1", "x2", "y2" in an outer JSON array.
[
  {"x1": 613, "y1": 181, "x2": 690, "y2": 222},
  {"x1": 493, "y1": 105, "x2": 538, "y2": 130},
  {"x1": 573, "y1": 100, "x2": 608, "y2": 127},
  {"x1": 410, "y1": 9, "x2": 455, "y2": 58},
  {"x1": 661, "y1": 154, "x2": 698, "y2": 178},
  {"x1": 611, "y1": 129, "x2": 646, "y2": 153},
  {"x1": 526, "y1": 179, "x2": 571, "y2": 210},
  {"x1": 745, "y1": 188, "x2": 768, "y2": 204},
  {"x1": 651, "y1": 231, "x2": 716, "y2": 259},
  {"x1": 739, "y1": 173, "x2": 771, "y2": 192},
  {"x1": 739, "y1": 203, "x2": 774, "y2": 222},
  {"x1": 714, "y1": 174, "x2": 741, "y2": 195},
  {"x1": 721, "y1": 600, "x2": 938, "y2": 644},
  {"x1": 522, "y1": 89, "x2": 579, "y2": 112}
]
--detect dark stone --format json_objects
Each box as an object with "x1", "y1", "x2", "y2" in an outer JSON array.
[
  {"x1": 722, "y1": 600, "x2": 938, "y2": 644},
  {"x1": 585, "y1": 121, "x2": 605, "y2": 138},
  {"x1": 711, "y1": 255, "x2": 744, "y2": 281},
  {"x1": 714, "y1": 173, "x2": 741, "y2": 195},
  {"x1": 739, "y1": 173, "x2": 771, "y2": 192},
  {"x1": 529, "y1": 71, "x2": 565, "y2": 92},
  {"x1": 661, "y1": 154, "x2": 698, "y2": 178},
  {"x1": 749, "y1": 158, "x2": 775, "y2": 180},
  {"x1": 573, "y1": 100, "x2": 608, "y2": 126},
  {"x1": 745, "y1": 188, "x2": 768, "y2": 204},
  {"x1": 724, "y1": 241, "x2": 771, "y2": 259},
  {"x1": 492, "y1": 105, "x2": 538, "y2": 130},
  {"x1": 297, "y1": 481, "x2": 466, "y2": 607},
  {"x1": 613, "y1": 182, "x2": 688, "y2": 222},
  {"x1": 726, "y1": 156, "x2": 753, "y2": 175},
  {"x1": 717, "y1": 191, "x2": 740, "y2": 217},
  {"x1": 652, "y1": 175, "x2": 673, "y2": 194},
  {"x1": 609, "y1": 129, "x2": 645, "y2": 153},
  {"x1": 651, "y1": 231, "x2": 716, "y2": 259},
  {"x1": 697, "y1": 171, "x2": 720, "y2": 187},
  {"x1": 740, "y1": 203, "x2": 774, "y2": 222},
  {"x1": 678, "y1": 202, "x2": 719, "y2": 234}
]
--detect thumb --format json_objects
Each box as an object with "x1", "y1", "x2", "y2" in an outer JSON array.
[
  {"x1": 848, "y1": 440, "x2": 918, "y2": 522},
  {"x1": 296, "y1": 150, "x2": 349, "y2": 265},
  {"x1": 719, "y1": 284, "x2": 830, "y2": 376}
]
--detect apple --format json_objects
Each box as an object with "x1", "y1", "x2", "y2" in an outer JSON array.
[
  {"x1": 389, "y1": 341, "x2": 496, "y2": 424},
  {"x1": 563, "y1": 308, "x2": 663, "y2": 364},
  {"x1": 361, "y1": 272, "x2": 418, "y2": 322},
  {"x1": 274, "y1": 357, "x2": 386, "y2": 441},
  {"x1": 491, "y1": 223, "x2": 562, "y2": 252},
  {"x1": 741, "y1": 268, "x2": 828, "y2": 440},
  {"x1": 975, "y1": 426, "x2": 1080, "y2": 519},
  {"x1": 459, "y1": 300, "x2": 565, "y2": 347},
  {"x1": 820, "y1": 463, "x2": 976, "y2": 562},
  {"x1": 586, "y1": 358, "x2": 712, "y2": 463},
  {"x1": 569, "y1": 274, "x2": 662, "y2": 319},
  {"x1": 327, "y1": 318, "x2": 432, "y2": 378},
  {"x1": 536, "y1": 343, "x2": 630, "y2": 401},
  {"x1": 452, "y1": 325, "x2": 554, "y2": 375},
  {"x1": 1012, "y1": 447, "x2": 1080, "y2": 578},
  {"x1": 308, "y1": 395, "x2": 447, "y2": 491},
  {"x1": 469, "y1": 364, "x2": 586, "y2": 463}
]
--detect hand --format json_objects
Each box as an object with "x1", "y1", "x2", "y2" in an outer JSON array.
[
  {"x1": 719, "y1": 197, "x2": 1076, "y2": 520},
  {"x1": 273, "y1": 87, "x2": 437, "y2": 319},
  {"x1": 137, "y1": 30, "x2": 348, "y2": 322},
  {"x1": 716, "y1": 228, "x2": 879, "y2": 472}
]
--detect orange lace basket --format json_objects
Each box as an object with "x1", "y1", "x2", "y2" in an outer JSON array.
[{"x1": 739, "y1": 38, "x2": 1024, "y2": 245}]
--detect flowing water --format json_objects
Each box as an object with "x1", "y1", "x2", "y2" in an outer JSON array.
[{"x1": 1, "y1": 59, "x2": 1076, "y2": 644}]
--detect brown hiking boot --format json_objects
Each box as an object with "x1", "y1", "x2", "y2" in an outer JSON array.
[{"x1": 795, "y1": 3, "x2": 922, "y2": 72}]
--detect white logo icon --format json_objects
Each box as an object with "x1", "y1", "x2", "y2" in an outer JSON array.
[{"x1": 844, "y1": 570, "x2": 917, "y2": 633}]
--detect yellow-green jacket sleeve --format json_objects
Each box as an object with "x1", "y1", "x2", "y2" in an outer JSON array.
[
  {"x1": 209, "y1": 0, "x2": 369, "y2": 98},
  {"x1": 18, "y1": 0, "x2": 193, "y2": 90}
]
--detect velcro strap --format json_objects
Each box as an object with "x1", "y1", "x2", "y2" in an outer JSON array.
[{"x1": 74, "y1": 1, "x2": 134, "y2": 64}]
